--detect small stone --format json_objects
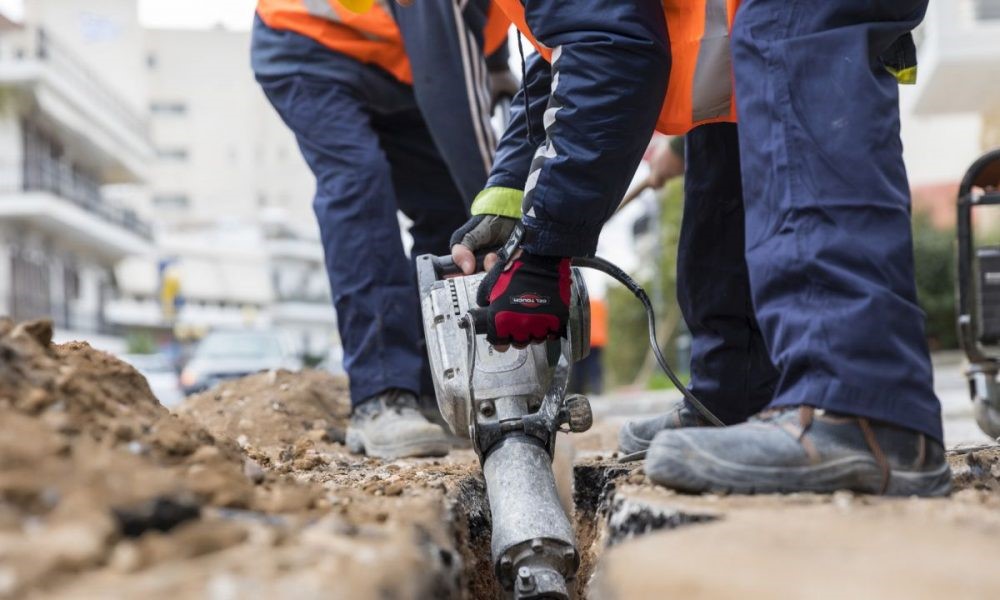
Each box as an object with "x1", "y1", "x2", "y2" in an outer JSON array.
[
  {"x1": 109, "y1": 541, "x2": 143, "y2": 573},
  {"x1": 191, "y1": 445, "x2": 222, "y2": 462},
  {"x1": 243, "y1": 458, "x2": 265, "y2": 484},
  {"x1": 236, "y1": 435, "x2": 249, "y2": 448},
  {"x1": 832, "y1": 490, "x2": 853, "y2": 511},
  {"x1": 383, "y1": 482, "x2": 405, "y2": 497}
]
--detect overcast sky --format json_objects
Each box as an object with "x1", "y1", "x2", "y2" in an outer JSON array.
[{"x1": 0, "y1": 0, "x2": 257, "y2": 29}]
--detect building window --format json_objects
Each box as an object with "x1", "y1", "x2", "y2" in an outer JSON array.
[
  {"x1": 157, "y1": 148, "x2": 189, "y2": 161},
  {"x1": 153, "y1": 194, "x2": 190, "y2": 209},
  {"x1": 150, "y1": 101, "x2": 187, "y2": 115}
]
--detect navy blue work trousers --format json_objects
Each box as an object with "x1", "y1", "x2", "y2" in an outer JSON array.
[
  {"x1": 679, "y1": 123, "x2": 778, "y2": 425},
  {"x1": 258, "y1": 64, "x2": 468, "y2": 407},
  {"x1": 697, "y1": 0, "x2": 942, "y2": 440}
]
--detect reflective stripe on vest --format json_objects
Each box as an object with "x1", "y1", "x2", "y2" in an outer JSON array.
[
  {"x1": 257, "y1": 0, "x2": 412, "y2": 83},
  {"x1": 691, "y1": 0, "x2": 733, "y2": 122}
]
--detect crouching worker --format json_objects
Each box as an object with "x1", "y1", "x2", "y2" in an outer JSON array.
[{"x1": 252, "y1": 0, "x2": 509, "y2": 458}]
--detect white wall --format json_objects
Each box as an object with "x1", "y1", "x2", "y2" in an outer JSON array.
[
  {"x1": 21, "y1": 0, "x2": 147, "y2": 114},
  {"x1": 144, "y1": 27, "x2": 316, "y2": 229},
  {"x1": 900, "y1": 109, "x2": 984, "y2": 187}
]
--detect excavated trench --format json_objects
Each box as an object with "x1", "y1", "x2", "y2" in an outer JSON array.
[
  {"x1": 445, "y1": 444, "x2": 1000, "y2": 599},
  {"x1": 444, "y1": 457, "x2": 725, "y2": 599}
]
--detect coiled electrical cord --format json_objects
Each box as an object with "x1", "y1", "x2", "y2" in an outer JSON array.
[{"x1": 572, "y1": 255, "x2": 725, "y2": 428}]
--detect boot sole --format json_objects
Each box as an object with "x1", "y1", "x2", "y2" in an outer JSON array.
[
  {"x1": 646, "y1": 433, "x2": 952, "y2": 497},
  {"x1": 346, "y1": 428, "x2": 451, "y2": 460}
]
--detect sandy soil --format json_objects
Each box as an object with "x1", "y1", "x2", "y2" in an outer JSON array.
[
  {"x1": 0, "y1": 319, "x2": 481, "y2": 599},
  {"x1": 3, "y1": 316, "x2": 999, "y2": 599}
]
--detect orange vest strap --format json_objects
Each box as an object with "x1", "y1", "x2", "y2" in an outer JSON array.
[
  {"x1": 257, "y1": 0, "x2": 412, "y2": 84},
  {"x1": 483, "y1": 2, "x2": 512, "y2": 56}
]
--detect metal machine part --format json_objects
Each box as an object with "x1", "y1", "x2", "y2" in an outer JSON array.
[
  {"x1": 957, "y1": 149, "x2": 1000, "y2": 439},
  {"x1": 417, "y1": 254, "x2": 591, "y2": 599}
]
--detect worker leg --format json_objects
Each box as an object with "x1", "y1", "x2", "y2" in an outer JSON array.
[
  {"x1": 257, "y1": 71, "x2": 425, "y2": 407},
  {"x1": 677, "y1": 123, "x2": 777, "y2": 424},
  {"x1": 732, "y1": 0, "x2": 941, "y2": 439},
  {"x1": 371, "y1": 98, "x2": 472, "y2": 399},
  {"x1": 372, "y1": 104, "x2": 471, "y2": 260}
]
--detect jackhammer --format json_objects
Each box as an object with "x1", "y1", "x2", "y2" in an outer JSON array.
[{"x1": 417, "y1": 252, "x2": 722, "y2": 598}]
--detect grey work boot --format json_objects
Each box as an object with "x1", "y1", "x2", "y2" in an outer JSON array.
[
  {"x1": 646, "y1": 406, "x2": 951, "y2": 497},
  {"x1": 346, "y1": 389, "x2": 451, "y2": 460},
  {"x1": 618, "y1": 403, "x2": 713, "y2": 458}
]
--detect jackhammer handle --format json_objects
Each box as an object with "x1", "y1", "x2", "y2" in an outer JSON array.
[
  {"x1": 431, "y1": 253, "x2": 489, "y2": 277},
  {"x1": 466, "y1": 307, "x2": 489, "y2": 334}
]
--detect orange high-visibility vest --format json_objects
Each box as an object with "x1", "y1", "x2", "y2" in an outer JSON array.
[
  {"x1": 258, "y1": 1, "x2": 511, "y2": 86},
  {"x1": 493, "y1": 0, "x2": 739, "y2": 135},
  {"x1": 257, "y1": 0, "x2": 412, "y2": 83}
]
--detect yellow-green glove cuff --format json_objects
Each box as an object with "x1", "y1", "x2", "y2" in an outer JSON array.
[{"x1": 471, "y1": 187, "x2": 523, "y2": 219}]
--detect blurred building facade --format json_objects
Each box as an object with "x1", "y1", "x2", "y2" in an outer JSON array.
[
  {"x1": 901, "y1": 0, "x2": 1000, "y2": 215},
  {"x1": 0, "y1": 7, "x2": 152, "y2": 349},
  {"x1": 143, "y1": 26, "x2": 314, "y2": 228},
  {"x1": 0, "y1": 0, "x2": 335, "y2": 357}
]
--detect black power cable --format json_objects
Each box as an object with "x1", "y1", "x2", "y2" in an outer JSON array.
[{"x1": 572, "y1": 256, "x2": 725, "y2": 428}]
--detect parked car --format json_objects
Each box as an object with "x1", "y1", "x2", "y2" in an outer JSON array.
[
  {"x1": 120, "y1": 353, "x2": 185, "y2": 409},
  {"x1": 180, "y1": 330, "x2": 303, "y2": 395}
]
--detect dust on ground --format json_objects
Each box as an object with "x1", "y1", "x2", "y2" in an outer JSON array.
[{"x1": 3, "y1": 316, "x2": 1000, "y2": 599}]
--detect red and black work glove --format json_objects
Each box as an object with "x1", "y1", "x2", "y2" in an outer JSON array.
[{"x1": 476, "y1": 229, "x2": 571, "y2": 347}]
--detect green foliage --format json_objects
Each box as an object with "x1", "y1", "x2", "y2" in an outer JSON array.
[
  {"x1": 604, "y1": 178, "x2": 686, "y2": 388},
  {"x1": 605, "y1": 283, "x2": 651, "y2": 386},
  {"x1": 125, "y1": 331, "x2": 157, "y2": 355},
  {"x1": 911, "y1": 213, "x2": 957, "y2": 350}
]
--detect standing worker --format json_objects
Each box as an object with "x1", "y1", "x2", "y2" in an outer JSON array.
[
  {"x1": 252, "y1": 0, "x2": 510, "y2": 459},
  {"x1": 447, "y1": 0, "x2": 949, "y2": 496}
]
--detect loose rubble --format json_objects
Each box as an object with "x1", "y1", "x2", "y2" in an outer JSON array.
[{"x1": 2, "y1": 317, "x2": 1000, "y2": 599}]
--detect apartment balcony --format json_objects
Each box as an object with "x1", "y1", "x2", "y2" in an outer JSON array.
[
  {"x1": 1, "y1": 158, "x2": 152, "y2": 261},
  {"x1": 0, "y1": 25, "x2": 152, "y2": 182},
  {"x1": 904, "y1": 0, "x2": 1000, "y2": 116}
]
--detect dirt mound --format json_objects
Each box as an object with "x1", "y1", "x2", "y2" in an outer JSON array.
[
  {"x1": 0, "y1": 319, "x2": 482, "y2": 599},
  {"x1": 0, "y1": 320, "x2": 321, "y2": 597},
  {"x1": 179, "y1": 364, "x2": 495, "y2": 597},
  {"x1": 181, "y1": 369, "x2": 351, "y2": 453}
]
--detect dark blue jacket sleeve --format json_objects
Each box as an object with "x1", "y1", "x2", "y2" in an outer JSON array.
[
  {"x1": 516, "y1": 0, "x2": 670, "y2": 257},
  {"x1": 485, "y1": 51, "x2": 551, "y2": 194}
]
